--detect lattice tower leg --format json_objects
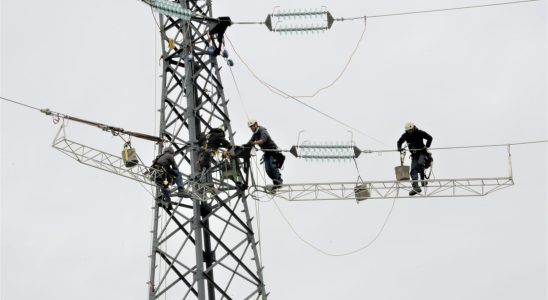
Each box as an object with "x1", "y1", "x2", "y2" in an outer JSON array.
[{"x1": 147, "y1": 2, "x2": 267, "y2": 299}]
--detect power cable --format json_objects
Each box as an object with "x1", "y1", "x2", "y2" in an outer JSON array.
[
  {"x1": 0, "y1": 96, "x2": 41, "y2": 112},
  {"x1": 3, "y1": 93, "x2": 544, "y2": 154},
  {"x1": 233, "y1": 0, "x2": 540, "y2": 24},
  {"x1": 289, "y1": 18, "x2": 367, "y2": 99},
  {"x1": 225, "y1": 36, "x2": 388, "y2": 146},
  {"x1": 2, "y1": 95, "x2": 164, "y2": 143},
  {"x1": 365, "y1": 0, "x2": 539, "y2": 19},
  {"x1": 271, "y1": 196, "x2": 397, "y2": 257},
  {"x1": 366, "y1": 140, "x2": 548, "y2": 154}
]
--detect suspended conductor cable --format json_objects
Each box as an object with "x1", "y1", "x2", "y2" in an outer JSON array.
[
  {"x1": 272, "y1": 196, "x2": 397, "y2": 256},
  {"x1": 365, "y1": 0, "x2": 539, "y2": 19},
  {"x1": 365, "y1": 140, "x2": 548, "y2": 154},
  {"x1": 225, "y1": 36, "x2": 388, "y2": 146},
  {"x1": 0, "y1": 96, "x2": 41, "y2": 112},
  {"x1": 291, "y1": 17, "x2": 367, "y2": 99},
  {"x1": 232, "y1": 0, "x2": 540, "y2": 24}
]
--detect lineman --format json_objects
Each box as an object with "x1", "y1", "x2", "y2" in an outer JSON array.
[
  {"x1": 247, "y1": 119, "x2": 284, "y2": 189},
  {"x1": 153, "y1": 146, "x2": 190, "y2": 201},
  {"x1": 397, "y1": 122, "x2": 433, "y2": 196}
]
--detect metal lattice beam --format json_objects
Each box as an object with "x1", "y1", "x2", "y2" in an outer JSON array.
[
  {"x1": 51, "y1": 125, "x2": 159, "y2": 186},
  {"x1": 51, "y1": 127, "x2": 515, "y2": 203},
  {"x1": 260, "y1": 178, "x2": 514, "y2": 201}
]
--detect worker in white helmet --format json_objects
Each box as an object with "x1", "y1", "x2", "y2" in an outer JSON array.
[
  {"x1": 247, "y1": 119, "x2": 284, "y2": 189},
  {"x1": 397, "y1": 122, "x2": 433, "y2": 196}
]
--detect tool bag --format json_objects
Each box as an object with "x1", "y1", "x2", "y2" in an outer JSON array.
[
  {"x1": 395, "y1": 150, "x2": 410, "y2": 181},
  {"x1": 122, "y1": 144, "x2": 139, "y2": 168}
]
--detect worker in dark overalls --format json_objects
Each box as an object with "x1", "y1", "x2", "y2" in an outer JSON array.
[{"x1": 397, "y1": 122, "x2": 433, "y2": 196}]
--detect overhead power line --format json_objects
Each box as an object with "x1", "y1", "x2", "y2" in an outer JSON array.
[
  {"x1": 225, "y1": 36, "x2": 388, "y2": 146},
  {"x1": 262, "y1": 139, "x2": 548, "y2": 161},
  {"x1": 291, "y1": 18, "x2": 367, "y2": 99},
  {"x1": 271, "y1": 196, "x2": 397, "y2": 257},
  {"x1": 365, "y1": 0, "x2": 540, "y2": 19},
  {"x1": 232, "y1": 0, "x2": 540, "y2": 25},
  {"x1": 0, "y1": 96, "x2": 41, "y2": 112},
  {"x1": 1, "y1": 95, "x2": 163, "y2": 143},
  {"x1": 364, "y1": 140, "x2": 548, "y2": 153}
]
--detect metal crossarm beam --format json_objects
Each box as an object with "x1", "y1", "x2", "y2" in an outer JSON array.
[
  {"x1": 51, "y1": 125, "x2": 160, "y2": 186},
  {"x1": 264, "y1": 178, "x2": 514, "y2": 201}
]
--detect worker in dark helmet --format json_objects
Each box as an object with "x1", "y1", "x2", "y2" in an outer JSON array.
[
  {"x1": 397, "y1": 122, "x2": 433, "y2": 196},
  {"x1": 247, "y1": 119, "x2": 284, "y2": 189},
  {"x1": 197, "y1": 125, "x2": 232, "y2": 171},
  {"x1": 154, "y1": 145, "x2": 190, "y2": 201}
]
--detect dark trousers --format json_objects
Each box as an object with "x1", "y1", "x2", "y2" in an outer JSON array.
[
  {"x1": 161, "y1": 171, "x2": 184, "y2": 201},
  {"x1": 410, "y1": 154, "x2": 427, "y2": 182},
  {"x1": 264, "y1": 155, "x2": 282, "y2": 184}
]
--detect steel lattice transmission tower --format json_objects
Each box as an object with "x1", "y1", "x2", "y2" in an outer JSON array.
[{"x1": 147, "y1": 1, "x2": 267, "y2": 299}]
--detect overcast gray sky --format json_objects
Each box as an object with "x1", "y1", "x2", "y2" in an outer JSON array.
[{"x1": 1, "y1": 0, "x2": 546, "y2": 299}]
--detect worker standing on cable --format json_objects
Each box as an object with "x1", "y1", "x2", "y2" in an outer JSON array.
[
  {"x1": 397, "y1": 122, "x2": 433, "y2": 196},
  {"x1": 247, "y1": 119, "x2": 284, "y2": 189},
  {"x1": 153, "y1": 146, "x2": 190, "y2": 201}
]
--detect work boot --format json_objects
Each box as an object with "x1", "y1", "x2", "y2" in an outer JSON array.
[
  {"x1": 272, "y1": 179, "x2": 283, "y2": 190},
  {"x1": 176, "y1": 188, "x2": 191, "y2": 198},
  {"x1": 409, "y1": 183, "x2": 422, "y2": 196},
  {"x1": 420, "y1": 172, "x2": 427, "y2": 187},
  {"x1": 157, "y1": 196, "x2": 172, "y2": 210}
]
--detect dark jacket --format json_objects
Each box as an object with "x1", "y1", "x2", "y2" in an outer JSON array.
[
  {"x1": 397, "y1": 128, "x2": 433, "y2": 156},
  {"x1": 155, "y1": 146, "x2": 179, "y2": 172},
  {"x1": 248, "y1": 126, "x2": 278, "y2": 151},
  {"x1": 205, "y1": 128, "x2": 231, "y2": 150}
]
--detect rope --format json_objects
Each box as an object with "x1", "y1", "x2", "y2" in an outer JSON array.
[
  {"x1": 271, "y1": 196, "x2": 397, "y2": 257},
  {"x1": 227, "y1": 64, "x2": 249, "y2": 120},
  {"x1": 249, "y1": 155, "x2": 275, "y2": 202}
]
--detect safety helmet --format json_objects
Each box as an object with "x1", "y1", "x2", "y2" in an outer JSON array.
[
  {"x1": 247, "y1": 119, "x2": 258, "y2": 127},
  {"x1": 404, "y1": 122, "x2": 415, "y2": 131}
]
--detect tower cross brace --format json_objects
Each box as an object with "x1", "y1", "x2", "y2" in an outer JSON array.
[{"x1": 147, "y1": 2, "x2": 267, "y2": 299}]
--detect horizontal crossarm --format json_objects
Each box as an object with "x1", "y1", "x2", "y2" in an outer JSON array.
[
  {"x1": 259, "y1": 178, "x2": 514, "y2": 201},
  {"x1": 51, "y1": 125, "x2": 159, "y2": 186}
]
